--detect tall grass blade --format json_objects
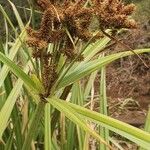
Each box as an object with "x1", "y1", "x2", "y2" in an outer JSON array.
[
  {"x1": 99, "y1": 64, "x2": 109, "y2": 150},
  {"x1": 139, "y1": 106, "x2": 150, "y2": 150},
  {"x1": 8, "y1": 0, "x2": 24, "y2": 31},
  {"x1": 45, "y1": 103, "x2": 52, "y2": 150},
  {"x1": 0, "y1": 4, "x2": 16, "y2": 33},
  {"x1": 0, "y1": 29, "x2": 26, "y2": 87},
  {"x1": 67, "y1": 102, "x2": 150, "y2": 149},
  {"x1": 0, "y1": 62, "x2": 31, "y2": 139},
  {"x1": 4, "y1": 71, "x2": 23, "y2": 149},
  {"x1": 74, "y1": 83, "x2": 85, "y2": 149},
  {"x1": 84, "y1": 71, "x2": 97, "y2": 99},
  {"x1": 58, "y1": 48, "x2": 150, "y2": 89},
  {"x1": 66, "y1": 84, "x2": 79, "y2": 150},
  {"x1": 48, "y1": 97, "x2": 112, "y2": 149},
  {"x1": 0, "y1": 52, "x2": 39, "y2": 93},
  {"x1": 4, "y1": 131, "x2": 13, "y2": 150},
  {"x1": 66, "y1": 122, "x2": 76, "y2": 150},
  {"x1": 22, "y1": 101, "x2": 45, "y2": 150}
]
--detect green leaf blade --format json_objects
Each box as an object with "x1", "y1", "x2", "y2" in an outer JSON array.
[
  {"x1": 58, "y1": 49, "x2": 150, "y2": 89},
  {"x1": 0, "y1": 52, "x2": 39, "y2": 93}
]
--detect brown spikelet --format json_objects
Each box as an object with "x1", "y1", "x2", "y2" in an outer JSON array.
[
  {"x1": 93, "y1": 0, "x2": 137, "y2": 29},
  {"x1": 124, "y1": 19, "x2": 137, "y2": 29},
  {"x1": 26, "y1": 27, "x2": 37, "y2": 37},
  {"x1": 43, "y1": 63, "x2": 57, "y2": 95},
  {"x1": 41, "y1": 52, "x2": 57, "y2": 93},
  {"x1": 48, "y1": 29, "x2": 65, "y2": 43},
  {"x1": 76, "y1": 54, "x2": 84, "y2": 61},
  {"x1": 26, "y1": 0, "x2": 137, "y2": 59},
  {"x1": 42, "y1": 54, "x2": 50, "y2": 90},
  {"x1": 36, "y1": 0, "x2": 51, "y2": 10},
  {"x1": 38, "y1": 7, "x2": 54, "y2": 40},
  {"x1": 25, "y1": 0, "x2": 137, "y2": 98},
  {"x1": 121, "y1": 4, "x2": 136, "y2": 15},
  {"x1": 26, "y1": 37, "x2": 48, "y2": 50}
]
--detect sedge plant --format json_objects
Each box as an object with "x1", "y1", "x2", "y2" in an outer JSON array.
[{"x1": 0, "y1": 0, "x2": 150, "y2": 150}]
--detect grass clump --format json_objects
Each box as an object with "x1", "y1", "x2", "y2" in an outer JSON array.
[{"x1": 0, "y1": 0, "x2": 150, "y2": 150}]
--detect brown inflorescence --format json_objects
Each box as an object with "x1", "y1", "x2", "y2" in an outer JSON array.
[
  {"x1": 27, "y1": 0, "x2": 137, "y2": 59},
  {"x1": 27, "y1": 0, "x2": 136, "y2": 58},
  {"x1": 26, "y1": 0, "x2": 137, "y2": 96},
  {"x1": 42, "y1": 54, "x2": 57, "y2": 95},
  {"x1": 93, "y1": 0, "x2": 137, "y2": 29}
]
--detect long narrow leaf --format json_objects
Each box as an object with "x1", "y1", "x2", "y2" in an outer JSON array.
[
  {"x1": 45, "y1": 103, "x2": 52, "y2": 150},
  {"x1": 99, "y1": 64, "x2": 109, "y2": 150},
  {"x1": 67, "y1": 102, "x2": 150, "y2": 149},
  {"x1": 83, "y1": 37, "x2": 110, "y2": 61},
  {"x1": 0, "y1": 52, "x2": 39, "y2": 93},
  {"x1": 0, "y1": 4, "x2": 16, "y2": 32},
  {"x1": 4, "y1": 70, "x2": 23, "y2": 149},
  {"x1": 58, "y1": 48, "x2": 150, "y2": 89},
  {"x1": 139, "y1": 107, "x2": 150, "y2": 150},
  {"x1": 8, "y1": 0, "x2": 24, "y2": 31},
  {"x1": 22, "y1": 101, "x2": 45, "y2": 150},
  {"x1": 0, "y1": 62, "x2": 31, "y2": 139},
  {"x1": 48, "y1": 97, "x2": 112, "y2": 149},
  {"x1": 0, "y1": 29, "x2": 26, "y2": 87}
]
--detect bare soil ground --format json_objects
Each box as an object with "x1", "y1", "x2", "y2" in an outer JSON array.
[{"x1": 106, "y1": 20, "x2": 150, "y2": 128}]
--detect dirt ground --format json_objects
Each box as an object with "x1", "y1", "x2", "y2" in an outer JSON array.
[{"x1": 105, "y1": 20, "x2": 150, "y2": 128}]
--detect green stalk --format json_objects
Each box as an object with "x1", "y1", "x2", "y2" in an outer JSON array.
[
  {"x1": 4, "y1": 73, "x2": 23, "y2": 150},
  {"x1": 60, "y1": 113, "x2": 66, "y2": 150},
  {"x1": 144, "y1": 106, "x2": 150, "y2": 133},
  {"x1": 139, "y1": 106, "x2": 150, "y2": 150},
  {"x1": 67, "y1": 102, "x2": 150, "y2": 149},
  {"x1": 99, "y1": 65, "x2": 109, "y2": 150},
  {"x1": 0, "y1": 39, "x2": 23, "y2": 149},
  {"x1": 22, "y1": 101, "x2": 45, "y2": 150},
  {"x1": 29, "y1": 0, "x2": 36, "y2": 28},
  {"x1": 50, "y1": 32, "x2": 96, "y2": 94},
  {"x1": 4, "y1": 131, "x2": 13, "y2": 150},
  {"x1": 51, "y1": 84, "x2": 73, "y2": 134},
  {"x1": 45, "y1": 103, "x2": 51, "y2": 150}
]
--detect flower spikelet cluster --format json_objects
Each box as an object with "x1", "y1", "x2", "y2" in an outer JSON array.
[
  {"x1": 26, "y1": 0, "x2": 137, "y2": 96},
  {"x1": 42, "y1": 54, "x2": 57, "y2": 93},
  {"x1": 27, "y1": 0, "x2": 137, "y2": 59},
  {"x1": 26, "y1": 0, "x2": 95, "y2": 60},
  {"x1": 93, "y1": 0, "x2": 137, "y2": 29}
]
